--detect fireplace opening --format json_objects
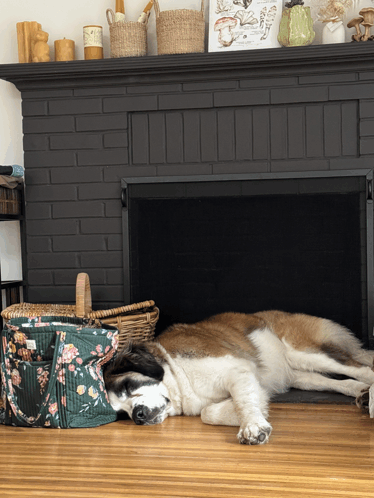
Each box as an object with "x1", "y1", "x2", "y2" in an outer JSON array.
[{"x1": 122, "y1": 172, "x2": 374, "y2": 348}]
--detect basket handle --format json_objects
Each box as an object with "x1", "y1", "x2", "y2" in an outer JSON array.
[
  {"x1": 154, "y1": 0, "x2": 160, "y2": 18},
  {"x1": 75, "y1": 273, "x2": 92, "y2": 318},
  {"x1": 88, "y1": 300, "x2": 155, "y2": 320},
  {"x1": 106, "y1": 8, "x2": 115, "y2": 26}
]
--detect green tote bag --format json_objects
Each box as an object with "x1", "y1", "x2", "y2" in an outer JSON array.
[{"x1": 1, "y1": 315, "x2": 119, "y2": 428}]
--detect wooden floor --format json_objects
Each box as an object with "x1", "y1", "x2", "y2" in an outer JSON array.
[{"x1": 1, "y1": 403, "x2": 374, "y2": 498}]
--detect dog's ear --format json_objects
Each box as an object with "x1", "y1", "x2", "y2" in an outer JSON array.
[{"x1": 104, "y1": 342, "x2": 164, "y2": 381}]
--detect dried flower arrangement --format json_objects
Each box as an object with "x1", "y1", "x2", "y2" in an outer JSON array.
[{"x1": 316, "y1": 0, "x2": 352, "y2": 22}]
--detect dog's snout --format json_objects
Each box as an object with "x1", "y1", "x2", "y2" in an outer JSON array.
[{"x1": 132, "y1": 405, "x2": 148, "y2": 425}]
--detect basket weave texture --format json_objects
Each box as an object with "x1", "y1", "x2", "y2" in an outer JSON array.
[
  {"x1": 107, "y1": 8, "x2": 147, "y2": 58},
  {"x1": 1, "y1": 273, "x2": 158, "y2": 348},
  {"x1": 155, "y1": 0, "x2": 205, "y2": 55},
  {"x1": 0, "y1": 187, "x2": 21, "y2": 215}
]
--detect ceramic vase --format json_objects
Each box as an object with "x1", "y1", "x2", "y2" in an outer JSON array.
[
  {"x1": 278, "y1": 5, "x2": 315, "y2": 47},
  {"x1": 321, "y1": 21, "x2": 346, "y2": 44}
]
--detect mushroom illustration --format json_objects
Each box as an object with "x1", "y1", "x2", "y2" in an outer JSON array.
[
  {"x1": 214, "y1": 17, "x2": 238, "y2": 46},
  {"x1": 215, "y1": 0, "x2": 231, "y2": 15},
  {"x1": 347, "y1": 17, "x2": 363, "y2": 42},
  {"x1": 261, "y1": 5, "x2": 277, "y2": 40},
  {"x1": 260, "y1": 7, "x2": 267, "y2": 29},
  {"x1": 233, "y1": 0, "x2": 252, "y2": 8},
  {"x1": 359, "y1": 7, "x2": 374, "y2": 41},
  {"x1": 234, "y1": 10, "x2": 258, "y2": 25}
]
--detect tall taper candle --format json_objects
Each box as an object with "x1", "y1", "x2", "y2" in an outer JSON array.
[{"x1": 54, "y1": 38, "x2": 75, "y2": 61}]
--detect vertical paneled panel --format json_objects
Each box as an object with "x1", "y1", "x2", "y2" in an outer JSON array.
[
  {"x1": 183, "y1": 111, "x2": 200, "y2": 163},
  {"x1": 218, "y1": 109, "x2": 235, "y2": 162},
  {"x1": 342, "y1": 101, "x2": 358, "y2": 156},
  {"x1": 149, "y1": 113, "x2": 166, "y2": 164},
  {"x1": 324, "y1": 104, "x2": 341, "y2": 157},
  {"x1": 288, "y1": 107, "x2": 305, "y2": 159},
  {"x1": 305, "y1": 105, "x2": 324, "y2": 158},
  {"x1": 253, "y1": 108, "x2": 269, "y2": 160},
  {"x1": 166, "y1": 112, "x2": 183, "y2": 164},
  {"x1": 200, "y1": 110, "x2": 218, "y2": 162},
  {"x1": 235, "y1": 108, "x2": 252, "y2": 161},
  {"x1": 132, "y1": 113, "x2": 149, "y2": 164},
  {"x1": 270, "y1": 108, "x2": 288, "y2": 160}
]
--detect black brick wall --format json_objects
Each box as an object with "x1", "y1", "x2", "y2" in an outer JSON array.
[{"x1": 19, "y1": 56, "x2": 374, "y2": 309}]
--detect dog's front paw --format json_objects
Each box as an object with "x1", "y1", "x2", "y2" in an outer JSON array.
[{"x1": 237, "y1": 421, "x2": 272, "y2": 445}]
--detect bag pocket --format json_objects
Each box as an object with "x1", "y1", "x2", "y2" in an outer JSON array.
[{"x1": 5, "y1": 360, "x2": 56, "y2": 426}]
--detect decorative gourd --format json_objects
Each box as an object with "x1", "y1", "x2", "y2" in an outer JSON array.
[{"x1": 277, "y1": 0, "x2": 315, "y2": 47}]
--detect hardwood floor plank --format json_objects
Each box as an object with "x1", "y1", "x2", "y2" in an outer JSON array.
[{"x1": 1, "y1": 403, "x2": 374, "y2": 498}]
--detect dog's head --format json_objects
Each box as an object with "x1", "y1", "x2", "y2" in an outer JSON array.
[{"x1": 104, "y1": 343, "x2": 171, "y2": 425}]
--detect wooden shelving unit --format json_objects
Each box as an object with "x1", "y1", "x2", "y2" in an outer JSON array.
[{"x1": 0, "y1": 183, "x2": 27, "y2": 316}]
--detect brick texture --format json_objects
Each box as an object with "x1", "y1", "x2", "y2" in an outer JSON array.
[{"x1": 20, "y1": 65, "x2": 374, "y2": 309}]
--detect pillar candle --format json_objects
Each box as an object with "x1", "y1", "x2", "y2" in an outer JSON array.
[
  {"x1": 54, "y1": 38, "x2": 75, "y2": 61},
  {"x1": 83, "y1": 25, "x2": 103, "y2": 60}
]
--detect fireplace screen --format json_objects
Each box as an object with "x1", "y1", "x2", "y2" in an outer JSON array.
[{"x1": 122, "y1": 172, "x2": 373, "y2": 347}]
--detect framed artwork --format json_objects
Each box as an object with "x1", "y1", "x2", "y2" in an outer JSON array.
[{"x1": 208, "y1": 0, "x2": 284, "y2": 52}]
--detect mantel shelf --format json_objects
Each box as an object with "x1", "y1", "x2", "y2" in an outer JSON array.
[{"x1": 1, "y1": 43, "x2": 374, "y2": 90}]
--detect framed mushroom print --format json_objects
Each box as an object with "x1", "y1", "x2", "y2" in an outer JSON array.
[{"x1": 208, "y1": 0, "x2": 283, "y2": 51}]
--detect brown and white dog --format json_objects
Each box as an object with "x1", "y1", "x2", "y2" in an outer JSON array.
[{"x1": 104, "y1": 311, "x2": 374, "y2": 445}]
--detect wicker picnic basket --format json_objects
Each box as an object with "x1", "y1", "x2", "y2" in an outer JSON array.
[
  {"x1": 106, "y1": 8, "x2": 148, "y2": 58},
  {"x1": 154, "y1": 0, "x2": 205, "y2": 55},
  {"x1": 1, "y1": 273, "x2": 159, "y2": 348}
]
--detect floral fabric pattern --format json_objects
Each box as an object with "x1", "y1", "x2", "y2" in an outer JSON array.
[{"x1": 1, "y1": 315, "x2": 118, "y2": 428}]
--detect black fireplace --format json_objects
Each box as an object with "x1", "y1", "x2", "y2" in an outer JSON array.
[{"x1": 122, "y1": 170, "x2": 374, "y2": 347}]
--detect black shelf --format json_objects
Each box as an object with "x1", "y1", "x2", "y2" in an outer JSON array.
[
  {"x1": 0, "y1": 214, "x2": 24, "y2": 221},
  {"x1": 0, "y1": 43, "x2": 374, "y2": 90},
  {"x1": 1, "y1": 280, "x2": 26, "y2": 289}
]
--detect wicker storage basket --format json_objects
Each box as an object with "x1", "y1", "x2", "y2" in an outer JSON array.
[
  {"x1": 0, "y1": 186, "x2": 21, "y2": 215},
  {"x1": 106, "y1": 8, "x2": 148, "y2": 58},
  {"x1": 1, "y1": 273, "x2": 159, "y2": 347},
  {"x1": 88, "y1": 301, "x2": 159, "y2": 350},
  {"x1": 154, "y1": 0, "x2": 205, "y2": 55}
]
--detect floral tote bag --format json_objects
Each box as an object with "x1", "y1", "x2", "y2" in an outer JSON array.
[{"x1": 1, "y1": 316, "x2": 118, "y2": 428}]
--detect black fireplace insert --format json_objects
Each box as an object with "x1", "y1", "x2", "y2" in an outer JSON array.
[{"x1": 122, "y1": 170, "x2": 374, "y2": 348}]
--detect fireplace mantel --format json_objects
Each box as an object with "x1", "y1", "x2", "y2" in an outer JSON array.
[{"x1": 1, "y1": 43, "x2": 374, "y2": 90}]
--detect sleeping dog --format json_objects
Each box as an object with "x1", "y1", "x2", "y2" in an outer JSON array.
[{"x1": 104, "y1": 311, "x2": 374, "y2": 445}]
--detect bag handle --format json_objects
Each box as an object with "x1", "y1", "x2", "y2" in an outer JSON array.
[{"x1": 1, "y1": 328, "x2": 64, "y2": 426}]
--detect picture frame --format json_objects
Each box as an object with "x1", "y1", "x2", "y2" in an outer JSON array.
[{"x1": 208, "y1": 0, "x2": 284, "y2": 52}]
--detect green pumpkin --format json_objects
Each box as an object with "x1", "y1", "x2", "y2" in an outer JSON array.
[{"x1": 278, "y1": 5, "x2": 315, "y2": 47}]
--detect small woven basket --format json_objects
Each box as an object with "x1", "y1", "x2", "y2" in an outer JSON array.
[
  {"x1": 1, "y1": 273, "x2": 158, "y2": 347},
  {"x1": 154, "y1": 0, "x2": 205, "y2": 55},
  {"x1": 106, "y1": 8, "x2": 147, "y2": 58}
]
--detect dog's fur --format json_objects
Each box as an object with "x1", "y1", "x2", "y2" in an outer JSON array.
[{"x1": 104, "y1": 311, "x2": 374, "y2": 444}]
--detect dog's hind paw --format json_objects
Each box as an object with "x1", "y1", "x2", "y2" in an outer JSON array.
[
  {"x1": 237, "y1": 422, "x2": 272, "y2": 445},
  {"x1": 356, "y1": 385, "x2": 374, "y2": 418}
]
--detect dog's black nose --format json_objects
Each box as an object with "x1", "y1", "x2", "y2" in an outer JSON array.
[{"x1": 133, "y1": 405, "x2": 149, "y2": 425}]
